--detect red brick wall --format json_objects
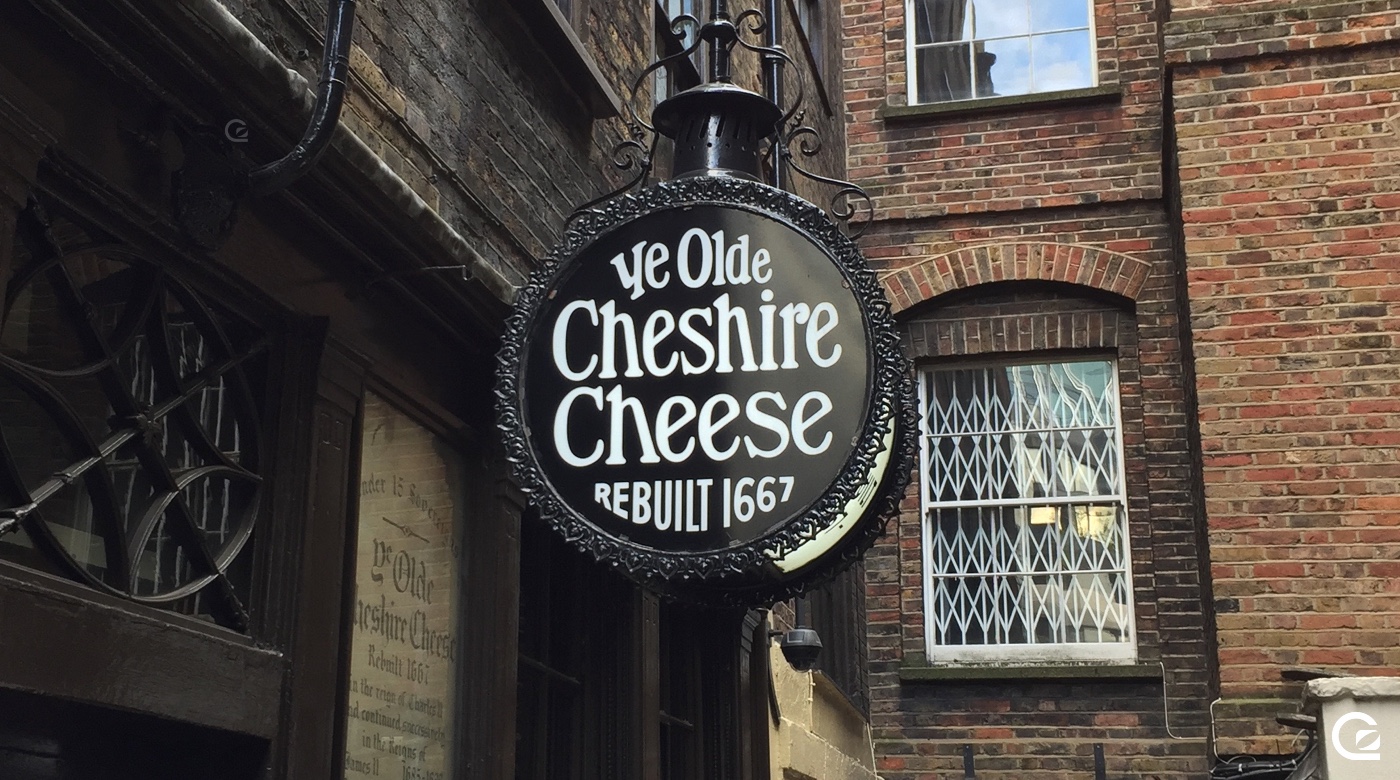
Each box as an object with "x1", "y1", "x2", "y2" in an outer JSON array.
[
  {"x1": 1168, "y1": 1, "x2": 1400, "y2": 755},
  {"x1": 845, "y1": 0, "x2": 1164, "y2": 220},
  {"x1": 860, "y1": 211, "x2": 1211, "y2": 780},
  {"x1": 845, "y1": 0, "x2": 1214, "y2": 775}
]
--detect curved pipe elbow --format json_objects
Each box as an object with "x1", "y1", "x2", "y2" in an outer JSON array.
[{"x1": 248, "y1": 0, "x2": 357, "y2": 196}]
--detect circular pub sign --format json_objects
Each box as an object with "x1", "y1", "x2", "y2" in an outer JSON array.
[{"x1": 497, "y1": 177, "x2": 911, "y2": 605}]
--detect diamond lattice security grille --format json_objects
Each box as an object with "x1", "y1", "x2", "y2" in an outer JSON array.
[{"x1": 919, "y1": 360, "x2": 1133, "y2": 660}]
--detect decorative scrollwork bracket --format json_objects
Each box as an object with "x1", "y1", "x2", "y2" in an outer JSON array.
[{"x1": 567, "y1": 0, "x2": 872, "y2": 237}]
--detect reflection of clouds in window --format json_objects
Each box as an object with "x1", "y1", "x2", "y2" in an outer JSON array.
[
  {"x1": 909, "y1": 0, "x2": 1095, "y2": 104},
  {"x1": 1031, "y1": 1, "x2": 1089, "y2": 33},
  {"x1": 1032, "y1": 30, "x2": 1093, "y2": 92},
  {"x1": 982, "y1": 37, "x2": 1031, "y2": 96},
  {"x1": 970, "y1": 0, "x2": 1028, "y2": 40}
]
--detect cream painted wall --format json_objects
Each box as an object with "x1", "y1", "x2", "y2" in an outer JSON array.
[{"x1": 768, "y1": 645, "x2": 877, "y2": 780}]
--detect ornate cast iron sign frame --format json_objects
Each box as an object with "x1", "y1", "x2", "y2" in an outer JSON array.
[{"x1": 497, "y1": 176, "x2": 913, "y2": 606}]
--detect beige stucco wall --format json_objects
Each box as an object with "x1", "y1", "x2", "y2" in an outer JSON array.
[{"x1": 768, "y1": 645, "x2": 876, "y2": 780}]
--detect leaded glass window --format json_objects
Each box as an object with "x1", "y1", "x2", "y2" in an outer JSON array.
[
  {"x1": 919, "y1": 358, "x2": 1134, "y2": 662},
  {"x1": 0, "y1": 202, "x2": 266, "y2": 631},
  {"x1": 906, "y1": 0, "x2": 1096, "y2": 104}
]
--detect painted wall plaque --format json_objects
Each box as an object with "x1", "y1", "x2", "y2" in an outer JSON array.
[
  {"x1": 344, "y1": 393, "x2": 463, "y2": 780},
  {"x1": 498, "y1": 177, "x2": 912, "y2": 605}
]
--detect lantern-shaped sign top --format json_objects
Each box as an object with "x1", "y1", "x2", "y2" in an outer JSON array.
[{"x1": 496, "y1": 1, "x2": 913, "y2": 606}]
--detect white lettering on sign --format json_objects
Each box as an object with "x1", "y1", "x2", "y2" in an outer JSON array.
[
  {"x1": 525, "y1": 205, "x2": 874, "y2": 557},
  {"x1": 592, "y1": 475, "x2": 799, "y2": 531},
  {"x1": 546, "y1": 231, "x2": 846, "y2": 468},
  {"x1": 613, "y1": 230, "x2": 775, "y2": 297},
  {"x1": 551, "y1": 387, "x2": 835, "y2": 468},
  {"x1": 548, "y1": 293, "x2": 839, "y2": 384}
]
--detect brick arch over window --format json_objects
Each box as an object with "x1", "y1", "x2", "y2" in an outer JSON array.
[{"x1": 878, "y1": 242, "x2": 1153, "y2": 315}]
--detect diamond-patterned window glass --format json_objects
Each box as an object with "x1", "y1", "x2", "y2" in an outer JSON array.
[
  {"x1": 919, "y1": 358, "x2": 1134, "y2": 662},
  {"x1": 0, "y1": 202, "x2": 266, "y2": 632}
]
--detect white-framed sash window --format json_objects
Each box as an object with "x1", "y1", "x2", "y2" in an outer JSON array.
[
  {"x1": 919, "y1": 357, "x2": 1135, "y2": 663},
  {"x1": 905, "y1": 0, "x2": 1097, "y2": 104}
]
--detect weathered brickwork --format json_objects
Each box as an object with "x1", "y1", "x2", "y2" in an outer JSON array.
[
  {"x1": 1165, "y1": 0, "x2": 1400, "y2": 64},
  {"x1": 856, "y1": 207, "x2": 1213, "y2": 780},
  {"x1": 221, "y1": 0, "x2": 651, "y2": 278},
  {"x1": 845, "y1": 0, "x2": 1165, "y2": 220},
  {"x1": 845, "y1": 0, "x2": 1218, "y2": 773},
  {"x1": 220, "y1": 0, "x2": 845, "y2": 279},
  {"x1": 1169, "y1": 1, "x2": 1400, "y2": 755},
  {"x1": 881, "y1": 241, "x2": 1153, "y2": 311}
]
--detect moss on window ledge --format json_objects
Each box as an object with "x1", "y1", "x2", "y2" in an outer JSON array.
[
  {"x1": 878, "y1": 84, "x2": 1122, "y2": 122},
  {"x1": 899, "y1": 660, "x2": 1162, "y2": 683}
]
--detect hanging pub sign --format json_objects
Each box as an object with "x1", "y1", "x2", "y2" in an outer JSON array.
[{"x1": 497, "y1": 176, "x2": 911, "y2": 606}]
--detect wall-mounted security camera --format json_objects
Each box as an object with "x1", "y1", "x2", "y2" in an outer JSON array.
[{"x1": 776, "y1": 628, "x2": 823, "y2": 672}]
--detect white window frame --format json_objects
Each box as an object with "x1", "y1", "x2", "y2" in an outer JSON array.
[
  {"x1": 903, "y1": 0, "x2": 1100, "y2": 106},
  {"x1": 918, "y1": 355, "x2": 1136, "y2": 664}
]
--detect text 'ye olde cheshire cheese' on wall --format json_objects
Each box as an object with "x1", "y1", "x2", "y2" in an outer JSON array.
[{"x1": 345, "y1": 394, "x2": 464, "y2": 780}]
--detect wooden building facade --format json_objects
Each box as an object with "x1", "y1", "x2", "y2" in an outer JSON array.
[{"x1": 0, "y1": 1, "x2": 867, "y2": 778}]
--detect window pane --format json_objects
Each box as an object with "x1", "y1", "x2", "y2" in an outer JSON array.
[
  {"x1": 928, "y1": 506, "x2": 1131, "y2": 647},
  {"x1": 1031, "y1": 0, "x2": 1090, "y2": 33},
  {"x1": 915, "y1": 44, "x2": 975, "y2": 103},
  {"x1": 924, "y1": 362, "x2": 1121, "y2": 503},
  {"x1": 921, "y1": 359, "x2": 1131, "y2": 656},
  {"x1": 797, "y1": 0, "x2": 823, "y2": 76},
  {"x1": 0, "y1": 211, "x2": 265, "y2": 628},
  {"x1": 968, "y1": 0, "x2": 1029, "y2": 40},
  {"x1": 978, "y1": 37, "x2": 1031, "y2": 97},
  {"x1": 666, "y1": 0, "x2": 699, "y2": 48},
  {"x1": 910, "y1": 0, "x2": 1095, "y2": 104},
  {"x1": 911, "y1": 0, "x2": 972, "y2": 45},
  {"x1": 1031, "y1": 29, "x2": 1095, "y2": 92}
]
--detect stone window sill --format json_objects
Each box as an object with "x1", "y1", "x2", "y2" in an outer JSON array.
[
  {"x1": 899, "y1": 661, "x2": 1162, "y2": 683},
  {"x1": 513, "y1": 0, "x2": 623, "y2": 119},
  {"x1": 878, "y1": 83, "x2": 1121, "y2": 122}
]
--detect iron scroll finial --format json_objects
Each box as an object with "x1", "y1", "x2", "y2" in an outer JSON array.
[{"x1": 569, "y1": 2, "x2": 873, "y2": 237}]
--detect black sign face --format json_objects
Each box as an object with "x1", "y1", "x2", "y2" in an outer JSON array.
[
  {"x1": 498, "y1": 177, "x2": 912, "y2": 605},
  {"x1": 525, "y1": 204, "x2": 868, "y2": 552}
]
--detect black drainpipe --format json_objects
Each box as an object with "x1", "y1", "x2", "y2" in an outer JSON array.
[
  {"x1": 248, "y1": 0, "x2": 357, "y2": 196},
  {"x1": 174, "y1": 0, "x2": 356, "y2": 246}
]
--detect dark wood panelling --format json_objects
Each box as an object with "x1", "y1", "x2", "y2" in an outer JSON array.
[
  {"x1": 282, "y1": 342, "x2": 364, "y2": 780},
  {"x1": 640, "y1": 592, "x2": 661, "y2": 780},
  {"x1": 0, "y1": 687, "x2": 269, "y2": 780},
  {"x1": 0, "y1": 565, "x2": 283, "y2": 738},
  {"x1": 459, "y1": 461, "x2": 524, "y2": 778},
  {"x1": 251, "y1": 316, "x2": 329, "y2": 648}
]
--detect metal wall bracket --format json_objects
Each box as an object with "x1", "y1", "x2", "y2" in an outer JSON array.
[{"x1": 172, "y1": 124, "x2": 244, "y2": 249}]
